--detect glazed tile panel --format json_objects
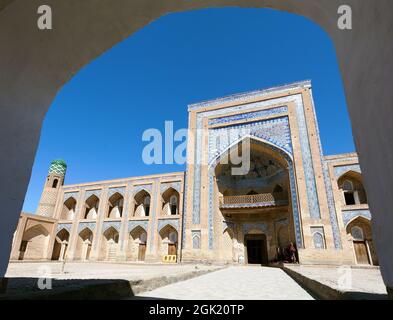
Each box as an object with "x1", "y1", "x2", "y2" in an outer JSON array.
[{"x1": 191, "y1": 95, "x2": 320, "y2": 248}]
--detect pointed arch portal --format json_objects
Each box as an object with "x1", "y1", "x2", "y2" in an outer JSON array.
[{"x1": 211, "y1": 136, "x2": 303, "y2": 251}]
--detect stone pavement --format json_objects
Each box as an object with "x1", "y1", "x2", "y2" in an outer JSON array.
[
  {"x1": 6, "y1": 261, "x2": 220, "y2": 281},
  {"x1": 3, "y1": 262, "x2": 223, "y2": 298},
  {"x1": 137, "y1": 266, "x2": 314, "y2": 300},
  {"x1": 284, "y1": 264, "x2": 387, "y2": 296}
]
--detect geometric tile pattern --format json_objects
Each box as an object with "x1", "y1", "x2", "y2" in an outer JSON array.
[
  {"x1": 334, "y1": 164, "x2": 361, "y2": 178},
  {"x1": 309, "y1": 88, "x2": 341, "y2": 248},
  {"x1": 48, "y1": 159, "x2": 67, "y2": 176},
  {"x1": 133, "y1": 184, "x2": 152, "y2": 196},
  {"x1": 108, "y1": 187, "x2": 125, "y2": 197},
  {"x1": 56, "y1": 223, "x2": 72, "y2": 233},
  {"x1": 208, "y1": 116, "x2": 293, "y2": 165},
  {"x1": 310, "y1": 226, "x2": 325, "y2": 249},
  {"x1": 342, "y1": 209, "x2": 371, "y2": 227},
  {"x1": 192, "y1": 230, "x2": 201, "y2": 249},
  {"x1": 102, "y1": 221, "x2": 122, "y2": 233},
  {"x1": 157, "y1": 218, "x2": 179, "y2": 232},
  {"x1": 128, "y1": 220, "x2": 149, "y2": 233},
  {"x1": 208, "y1": 106, "x2": 288, "y2": 126},
  {"x1": 191, "y1": 97, "x2": 293, "y2": 226},
  {"x1": 160, "y1": 181, "x2": 181, "y2": 194},
  {"x1": 190, "y1": 87, "x2": 323, "y2": 250},
  {"x1": 78, "y1": 222, "x2": 96, "y2": 233},
  {"x1": 64, "y1": 191, "x2": 78, "y2": 202},
  {"x1": 322, "y1": 161, "x2": 342, "y2": 249},
  {"x1": 188, "y1": 80, "x2": 311, "y2": 111},
  {"x1": 207, "y1": 129, "x2": 303, "y2": 249},
  {"x1": 84, "y1": 189, "x2": 101, "y2": 200},
  {"x1": 243, "y1": 223, "x2": 268, "y2": 234}
]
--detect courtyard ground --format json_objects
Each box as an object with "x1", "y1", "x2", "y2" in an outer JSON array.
[
  {"x1": 137, "y1": 266, "x2": 314, "y2": 300},
  {"x1": 5, "y1": 261, "x2": 219, "y2": 281},
  {"x1": 284, "y1": 264, "x2": 387, "y2": 298},
  {"x1": 3, "y1": 262, "x2": 387, "y2": 299}
]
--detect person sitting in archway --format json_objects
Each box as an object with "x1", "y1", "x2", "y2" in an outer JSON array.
[{"x1": 288, "y1": 242, "x2": 298, "y2": 263}]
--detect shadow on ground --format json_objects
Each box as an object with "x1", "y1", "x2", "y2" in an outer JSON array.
[{"x1": 0, "y1": 277, "x2": 137, "y2": 300}]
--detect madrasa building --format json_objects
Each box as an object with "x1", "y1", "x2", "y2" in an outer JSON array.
[{"x1": 9, "y1": 81, "x2": 378, "y2": 266}]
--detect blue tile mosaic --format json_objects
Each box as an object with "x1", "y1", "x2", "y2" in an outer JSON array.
[
  {"x1": 157, "y1": 218, "x2": 180, "y2": 232},
  {"x1": 160, "y1": 181, "x2": 181, "y2": 194},
  {"x1": 108, "y1": 187, "x2": 125, "y2": 197},
  {"x1": 56, "y1": 223, "x2": 72, "y2": 233},
  {"x1": 128, "y1": 220, "x2": 149, "y2": 233},
  {"x1": 334, "y1": 164, "x2": 361, "y2": 178},
  {"x1": 102, "y1": 221, "x2": 121, "y2": 233},
  {"x1": 208, "y1": 106, "x2": 288, "y2": 126},
  {"x1": 191, "y1": 93, "x2": 320, "y2": 249},
  {"x1": 342, "y1": 210, "x2": 371, "y2": 227},
  {"x1": 78, "y1": 221, "x2": 96, "y2": 233}
]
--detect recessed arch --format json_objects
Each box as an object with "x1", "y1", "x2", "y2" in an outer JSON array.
[
  {"x1": 159, "y1": 224, "x2": 178, "y2": 256},
  {"x1": 161, "y1": 187, "x2": 180, "y2": 216},
  {"x1": 51, "y1": 228, "x2": 70, "y2": 261},
  {"x1": 19, "y1": 224, "x2": 50, "y2": 261},
  {"x1": 60, "y1": 196, "x2": 77, "y2": 220},
  {"x1": 129, "y1": 225, "x2": 148, "y2": 261},
  {"x1": 84, "y1": 194, "x2": 100, "y2": 219},
  {"x1": 107, "y1": 192, "x2": 124, "y2": 219},
  {"x1": 345, "y1": 214, "x2": 371, "y2": 228},
  {"x1": 212, "y1": 135, "x2": 302, "y2": 249},
  {"x1": 75, "y1": 227, "x2": 94, "y2": 261},
  {"x1": 337, "y1": 171, "x2": 367, "y2": 206},
  {"x1": 133, "y1": 189, "x2": 151, "y2": 217},
  {"x1": 346, "y1": 216, "x2": 377, "y2": 266},
  {"x1": 209, "y1": 134, "x2": 293, "y2": 170}
]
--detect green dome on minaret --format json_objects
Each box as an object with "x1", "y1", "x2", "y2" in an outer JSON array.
[{"x1": 48, "y1": 159, "x2": 67, "y2": 176}]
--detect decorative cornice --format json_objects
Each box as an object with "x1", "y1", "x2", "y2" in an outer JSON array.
[{"x1": 188, "y1": 80, "x2": 311, "y2": 111}]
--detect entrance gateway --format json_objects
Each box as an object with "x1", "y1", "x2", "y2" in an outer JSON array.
[{"x1": 245, "y1": 234, "x2": 268, "y2": 265}]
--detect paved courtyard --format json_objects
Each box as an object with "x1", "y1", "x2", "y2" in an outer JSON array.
[
  {"x1": 5, "y1": 261, "x2": 220, "y2": 281},
  {"x1": 284, "y1": 265, "x2": 387, "y2": 295},
  {"x1": 137, "y1": 266, "x2": 314, "y2": 300}
]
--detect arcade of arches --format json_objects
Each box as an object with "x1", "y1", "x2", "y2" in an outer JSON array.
[{"x1": 10, "y1": 82, "x2": 378, "y2": 267}]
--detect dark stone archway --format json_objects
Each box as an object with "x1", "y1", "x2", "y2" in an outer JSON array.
[{"x1": 1, "y1": 0, "x2": 392, "y2": 293}]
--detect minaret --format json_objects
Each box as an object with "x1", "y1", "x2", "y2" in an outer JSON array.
[{"x1": 36, "y1": 159, "x2": 67, "y2": 217}]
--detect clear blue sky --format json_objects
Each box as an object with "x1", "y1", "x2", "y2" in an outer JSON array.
[{"x1": 22, "y1": 8, "x2": 355, "y2": 213}]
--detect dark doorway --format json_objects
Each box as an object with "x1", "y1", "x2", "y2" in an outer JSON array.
[{"x1": 245, "y1": 234, "x2": 268, "y2": 265}]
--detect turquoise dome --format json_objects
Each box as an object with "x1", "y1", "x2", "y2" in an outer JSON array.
[{"x1": 48, "y1": 159, "x2": 67, "y2": 176}]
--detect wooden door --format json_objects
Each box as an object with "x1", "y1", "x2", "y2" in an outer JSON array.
[
  {"x1": 168, "y1": 243, "x2": 177, "y2": 255},
  {"x1": 138, "y1": 244, "x2": 146, "y2": 261},
  {"x1": 354, "y1": 241, "x2": 370, "y2": 264}
]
